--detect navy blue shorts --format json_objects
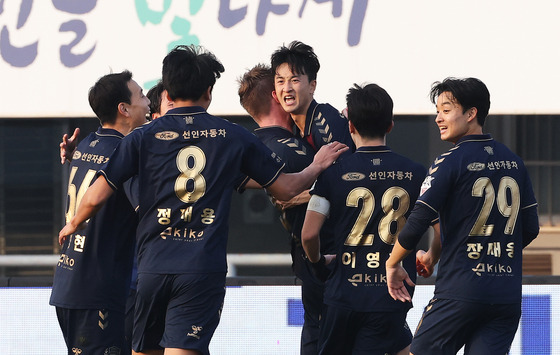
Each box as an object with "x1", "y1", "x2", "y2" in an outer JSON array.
[
  {"x1": 132, "y1": 272, "x2": 226, "y2": 354},
  {"x1": 55, "y1": 307, "x2": 125, "y2": 355},
  {"x1": 318, "y1": 305, "x2": 412, "y2": 355},
  {"x1": 411, "y1": 298, "x2": 521, "y2": 355}
]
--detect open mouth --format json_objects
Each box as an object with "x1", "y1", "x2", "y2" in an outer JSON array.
[{"x1": 284, "y1": 95, "x2": 295, "y2": 105}]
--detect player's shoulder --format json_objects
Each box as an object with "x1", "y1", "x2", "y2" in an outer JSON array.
[{"x1": 314, "y1": 101, "x2": 344, "y2": 120}]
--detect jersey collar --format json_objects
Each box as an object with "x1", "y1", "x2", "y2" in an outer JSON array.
[
  {"x1": 355, "y1": 145, "x2": 392, "y2": 153},
  {"x1": 455, "y1": 134, "x2": 492, "y2": 145}
]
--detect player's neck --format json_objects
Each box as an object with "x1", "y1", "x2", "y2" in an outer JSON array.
[
  {"x1": 103, "y1": 117, "x2": 136, "y2": 136},
  {"x1": 291, "y1": 113, "x2": 306, "y2": 135},
  {"x1": 354, "y1": 135, "x2": 385, "y2": 149},
  {"x1": 258, "y1": 111, "x2": 293, "y2": 131},
  {"x1": 172, "y1": 98, "x2": 210, "y2": 110}
]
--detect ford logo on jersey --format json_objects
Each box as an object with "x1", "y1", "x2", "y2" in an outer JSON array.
[
  {"x1": 341, "y1": 172, "x2": 366, "y2": 181},
  {"x1": 467, "y1": 162, "x2": 486, "y2": 171},
  {"x1": 155, "y1": 131, "x2": 180, "y2": 140}
]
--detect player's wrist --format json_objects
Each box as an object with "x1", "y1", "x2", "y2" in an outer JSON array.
[{"x1": 305, "y1": 253, "x2": 323, "y2": 264}]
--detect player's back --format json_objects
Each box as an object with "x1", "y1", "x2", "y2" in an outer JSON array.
[
  {"x1": 424, "y1": 134, "x2": 537, "y2": 303},
  {"x1": 312, "y1": 146, "x2": 426, "y2": 312},
  {"x1": 102, "y1": 106, "x2": 284, "y2": 276},
  {"x1": 50, "y1": 128, "x2": 137, "y2": 311},
  {"x1": 302, "y1": 100, "x2": 355, "y2": 152}
]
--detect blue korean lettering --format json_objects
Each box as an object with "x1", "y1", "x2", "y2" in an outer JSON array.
[
  {"x1": 256, "y1": 0, "x2": 289, "y2": 35},
  {"x1": 52, "y1": 0, "x2": 96, "y2": 14},
  {"x1": 219, "y1": 0, "x2": 247, "y2": 28},
  {"x1": 59, "y1": 19, "x2": 96, "y2": 68},
  {"x1": 0, "y1": 0, "x2": 38, "y2": 67}
]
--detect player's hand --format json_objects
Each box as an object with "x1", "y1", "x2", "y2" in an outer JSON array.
[
  {"x1": 307, "y1": 254, "x2": 334, "y2": 282},
  {"x1": 416, "y1": 250, "x2": 436, "y2": 278},
  {"x1": 314, "y1": 141, "x2": 349, "y2": 169},
  {"x1": 386, "y1": 262, "x2": 414, "y2": 302},
  {"x1": 60, "y1": 128, "x2": 80, "y2": 164},
  {"x1": 59, "y1": 222, "x2": 77, "y2": 245},
  {"x1": 58, "y1": 220, "x2": 86, "y2": 245}
]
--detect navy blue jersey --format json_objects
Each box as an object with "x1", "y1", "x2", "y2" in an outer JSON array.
[
  {"x1": 99, "y1": 106, "x2": 285, "y2": 274},
  {"x1": 50, "y1": 128, "x2": 137, "y2": 311},
  {"x1": 254, "y1": 126, "x2": 314, "y2": 239},
  {"x1": 298, "y1": 100, "x2": 355, "y2": 153},
  {"x1": 311, "y1": 146, "x2": 426, "y2": 312},
  {"x1": 415, "y1": 134, "x2": 538, "y2": 304}
]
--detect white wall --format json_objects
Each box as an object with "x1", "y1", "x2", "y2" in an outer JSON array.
[{"x1": 1, "y1": 1, "x2": 559, "y2": 117}]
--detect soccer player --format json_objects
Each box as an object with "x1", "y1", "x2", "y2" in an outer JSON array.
[
  {"x1": 301, "y1": 83, "x2": 427, "y2": 355},
  {"x1": 386, "y1": 77, "x2": 540, "y2": 355},
  {"x1": 58, "y1": 45, "x2": 348, "y2": 355},
  {"x1": 238, "y1": 64, "x2": 325, "y2": 354},
  {"x1": 146, "y1": 80, "x2": 174, "y2": 120},
  {"x1": 50, "y1": 70, "x2": 150, "y2": 355},
  {"x1": 271, "y1": 40, "x2": 354, "y2": 152}
]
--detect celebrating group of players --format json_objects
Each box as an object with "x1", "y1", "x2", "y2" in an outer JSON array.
[{"x1": 50, "y1": 40, "x2": 540, "y2": 355}]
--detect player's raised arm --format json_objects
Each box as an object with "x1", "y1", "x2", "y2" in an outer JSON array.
[
  {"x1": 59, "y1": 175, "x2": 114, "y2": 245},
  {"x1": 267, "y1": 141, "x2": 348, "y2": 201},
  {"x1": 60, "y1": 128, "x2": 80, "y2": 164}
]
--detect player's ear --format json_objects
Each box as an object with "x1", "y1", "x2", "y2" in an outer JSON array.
[
  {"x1": 203, "y1": 86, "x2": 212, "y2": 102},
  {"x1": 118, "y1": 103, "x2": 129, "y2": 117},
  {"x1": 272, "y1": 90, "x2": 280, "y2": 104},
  {"x1": 387, "y1": 120, "x2": 394, "y2": 134},
  {"x1": 309, "y1": 79, "x2": 317, "y2": 95},
  {"x1": 348, "y1": 120, "x2": 356, "y2": 134},
  {"x1": 466, "y1": 107, "x2": 478, "y2": 123}
]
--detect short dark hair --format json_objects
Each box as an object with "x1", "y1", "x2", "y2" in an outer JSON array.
[
  {"x1": 162, "y1": 45, "x2": 225, "y2": 101},
  {"x1": 346, "y1": 83, "x2": 393, "y2": 139},
  {"x1": 147, "y1": 80, "x2": 164, "y2": 118},
  {"x1": 237, "y1": 64, "x2": 274, "y2": 119},
  {"x1": 271, "y1": 41, "x2": 320, "y2": 82},
  {"x1": 429, "y1": 77, "x2": 490, "y2": 127},
  {"x1": 88, "y1": 70, "x2": 132, "y2": 125}
]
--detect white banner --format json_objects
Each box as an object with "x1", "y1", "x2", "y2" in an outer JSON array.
[{"x1": 1, "y1": 1, "x2": 559, "y2": 117}]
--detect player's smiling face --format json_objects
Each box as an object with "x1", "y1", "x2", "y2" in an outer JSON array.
[
  {"x1": 127, "y1": 79, "x2": 151, "y2": 127},
  {"x1": 435, "y1": 92, "x2": 473, "y2": 144},
  {"x1": 273, "y1": 62, "x2": 316, "y2": 116}
]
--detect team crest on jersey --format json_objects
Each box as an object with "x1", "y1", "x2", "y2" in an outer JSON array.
[
  {"x1": 89, "y1": 139, "x2": 99, "y2": 147},
  {"x1": 484, "y1": 146, "x2": 494, "y2": 155},
  {"x1": 420, "y1": 176, "x2": 434, "y2": 195},
  {"x1": 188, "y1": 325, "x2": 203, "y2": 339},
  {"x1": 341, "y1": 172, "x2": 366, "y2": 181},
  {"x1": 467, "y1": 162, "x2": 486, "y2": 171},
  {"x1": 155, "y1": 131, "x2": 180, "y2": 140},
  {"x1": 72, "y1": 150, "x2": 82, "y2": 160}
]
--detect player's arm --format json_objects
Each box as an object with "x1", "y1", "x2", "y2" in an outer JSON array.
[
  {"x1": 386, "y1": 202, "x2": 437, "y2": 302},
  {"x1": 60, "y1": 128, "x2": 80, "y2": 164},
  {"x1": 275, "y1": 190, "x2": 311, "y2": 210},
  {"x1": 301, "y1": 195, "x2": 334, "y2": 281},
  {"x1": 59, "y1": 175, "x2": 114, "y2": 245},
  {"x1": 416, "y1": 222, "x2": 441, "y2": 278},
  {"x1": 267, "y1": 141, "x2": 348, "y2": 201},
  {"x1": 301, "y1": 196, "x2": 329, "y2": 262},
  {"x1": 521, "y1": 204, "x2": 539, "y2": 248}
]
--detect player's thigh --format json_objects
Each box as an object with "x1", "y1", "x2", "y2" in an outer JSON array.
[
  {"x1": 464, "y1": 303, "x2": 521, "y2": 355},
  {"x1": 160, "y1": 273, "x2": 226, "y2": 355},
  {"x1": 56, "y1": 307, "x2": 125, "y2": 355},
  {"x1": 411, "y1": 298, "x2": 478, "y2": 355},
  {"x1": 353, "y1": 310, "x2": 412, "y2": 355},
  {"x1": 317, "y1": 305, "x2": 355, "y2": 355},
  {"x1": 133, "y1": 273, "x2": 174, "y2": 352}
]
